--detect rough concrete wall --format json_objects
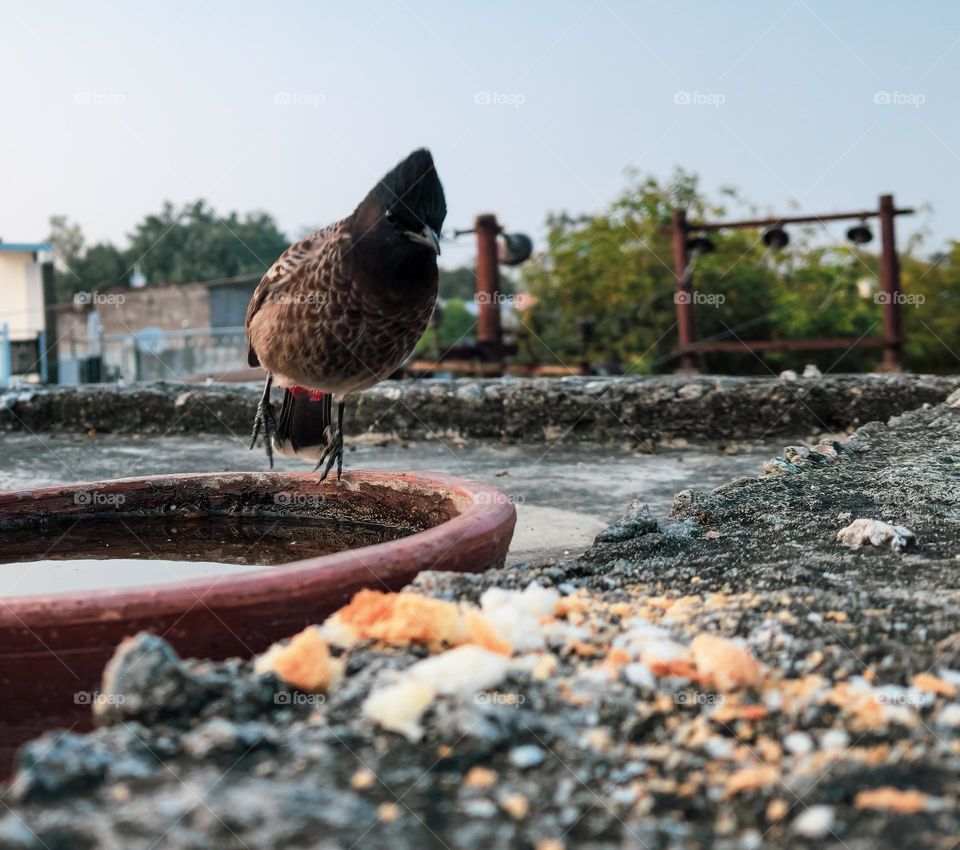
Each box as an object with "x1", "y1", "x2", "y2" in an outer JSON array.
[
  {"x1": 2, "y1": 374, "x2": 959, "y2": 442},
  {"x1": 96, "y1": 284, "x2": 210, "y2": 334}
]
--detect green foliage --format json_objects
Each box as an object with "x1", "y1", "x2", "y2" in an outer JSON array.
[
  {"x1": 437, "y1": 298, "x2": 476, "y2": 347},
  {"x1": 48, "y1": 201, "x2": 288, "y2": 304},
  {"x1": 519, "y1": 168, "x2": 949, "y2": 374},
  {"x1": 125, "y1": 200, "x2": 288, "y2": 285}
]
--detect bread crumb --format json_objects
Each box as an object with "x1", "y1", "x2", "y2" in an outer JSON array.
[
  {"x1": 464, "y1": 766, "x2": 498, "y2": 789},
  {"x1": 254, "y1": 626, "x2": 341, "y2": 692},
  {"x1": 500, "y1": 792, "x2": 530, "y2": 819},
  {"x1": 854, "y1": 786, "x2": 930, "y2": 813},
  {"x1": 350, "y1": 769, "x2": 376, "y2": 790}
]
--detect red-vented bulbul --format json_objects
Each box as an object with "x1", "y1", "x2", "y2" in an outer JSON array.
[{"x1": 246, "y1": 148, "x2": 446, "y2": 479}]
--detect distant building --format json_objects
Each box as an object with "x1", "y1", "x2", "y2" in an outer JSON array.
[
  {"x1": 0, "y1": 242, "x2": 54, "y2": 383},
  {"x1": 57, "y1": 273, "x2": 260, "y2": 384}
]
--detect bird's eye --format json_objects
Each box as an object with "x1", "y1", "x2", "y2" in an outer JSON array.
[{"x1": 385, "y1": 209, "x2": 398, "y2": 224}]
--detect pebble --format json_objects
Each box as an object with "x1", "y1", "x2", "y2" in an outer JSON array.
[
  {"x1": 508, "y1": 745, "x2": 545, "y2": 769},
  {"x1": 820, "y1": 729, "x2": 850, "y2": 750},
  {"x1": 783, "y1": 731, "x2": 814, "y2": 755},
  {"x1": 792, "y1": 805, "x2": 835, "y2": 838}
]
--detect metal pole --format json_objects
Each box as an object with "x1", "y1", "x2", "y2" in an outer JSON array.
[
  {"x1": 38, "y1": 330, "x2": 48, "y2": 384},
  {"x1": 878, "y1": 194, "x2": 904, "y2": 372},
  {"x1": 0, "y1": 323, "x2": 9, "y2": 386},
  {"x1": 475, "y1": 213, "x2": 502, "y2": 360},
  {"x1": 672, "y1": 209, "x2": 697, "y2": 371}
]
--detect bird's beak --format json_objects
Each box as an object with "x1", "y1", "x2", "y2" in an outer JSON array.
[{"x1": 405, "y1": 225, "x2": 441, "y2": 255}]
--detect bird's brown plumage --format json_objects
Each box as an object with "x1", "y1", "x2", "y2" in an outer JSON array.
[
  {"x1": 245, "y1": 148, "x2": 445, "y2": 476},
  {"x1": 246, "y1": 218, "x2": 437, "y2": 399}
]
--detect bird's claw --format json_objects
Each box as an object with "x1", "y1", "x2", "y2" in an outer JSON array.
[
  {"x1": 250, "y1": 399, "x2": 278, "y2": 469},
  {"x1": 315, "y1": 426, "x2": 344, "y2": 482}
]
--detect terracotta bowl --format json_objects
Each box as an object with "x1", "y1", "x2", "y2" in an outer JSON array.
[{"x1": 0, "y1": 471, "x2": 516, "y2": 772}]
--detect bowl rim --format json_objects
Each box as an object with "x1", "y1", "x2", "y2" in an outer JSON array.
[{"x1": 0, "y1": 469, "x2": 516, "y2": 627}]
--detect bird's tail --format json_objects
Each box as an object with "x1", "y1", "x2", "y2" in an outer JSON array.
[{"x1": 273, "y1": 387, "x2": 332, "y2": 460}]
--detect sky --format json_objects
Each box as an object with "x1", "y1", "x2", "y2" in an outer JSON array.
[{"x1": 2, "y1": 1, "x2": 959, "y2": 269}]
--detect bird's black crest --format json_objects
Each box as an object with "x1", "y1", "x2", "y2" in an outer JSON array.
[{"x1": 364, "y1": 148, "x2": 446, "y2": 233}]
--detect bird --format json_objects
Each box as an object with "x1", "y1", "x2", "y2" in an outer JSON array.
[{"x1": 246, "y1": 148, "x2": 446, "y2": 480}]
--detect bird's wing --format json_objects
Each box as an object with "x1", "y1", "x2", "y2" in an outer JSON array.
[{"x1": 245, "y1": 221, "x2": 346, "y2": 366}]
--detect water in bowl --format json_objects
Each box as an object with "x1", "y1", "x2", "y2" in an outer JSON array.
[{"x1": 0, "y1": 516, "x2": 414, "y2": 597}]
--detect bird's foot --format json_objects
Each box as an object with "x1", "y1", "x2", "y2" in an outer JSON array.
[
  {"x1": 250, "y1": 398, "x2": 278, "y2": 469},
  {"x1": 315, "y1": 426, "x2": 344, "y2": 482}
]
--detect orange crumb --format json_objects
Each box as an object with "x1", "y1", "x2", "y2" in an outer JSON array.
[
  {"x1": 723, "y1": 765, "x2": 777, "y2": 798},
  {"x1": 712, "y1": 703, "x2": 768, "y2": 723},
  {"x1": 691, "y1": 635, "x2": 763, "y2": 692},
  {"x1": 536, "y1": 840, "x2": 565, "y2": 850},
  {"x1": 532, "y1": 654, "x2": 559, "y2": 680},
  {"x1": 912, "y1": 672, "x2": 957, "y2": 697},
  {"x1": 555, "y1": 596, "x2": 590, "y2": 617},
  {"x1": 766, "y1": 798, "x2": 789, "y2": 821},
  {"x1": 377, "y1": 802, "x2": 401, "y2": 822},
  {"x1": 336, "y1": 590, "x2": 463, "y2": 647},
  {"x1": 603, "y1": 647, "x2": 631, "y2": 669},
  {"x1": 332, "y1": 589, "x2": 511, "y2": 654},
  {"x1": 437, "y1": 745, "x2": 454, "y2": 758},
  {"x1": 465, "y1": 610, "x2": 512, "y2": 656},
  {"x1": 609, "y1": 602, "x2": 632, "y2": 618},
  {"x1": 350, "y1": 769, "x2": 376, "y2": 790},
  {"x1": 646, "y1": 657, "x2": 699, "y2": 680},
  {"x1": 568, "y1": 640, "x2": 600, "y2": 658},
  {"x1": 854, "y1": 787, "x2": 930, "y2": 813},
  {"x1": 500, "y1": 792, "x2": 530, "y2": 819},
  {"x1": 464, "y1": 766, "x2": 498, "y2": 788},
  {"x1": 266, "y1": 627, "x2": 337, "y2": 692}
]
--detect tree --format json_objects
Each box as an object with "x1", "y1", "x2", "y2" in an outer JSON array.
[
  {"x1": 518, "y1": 168, "x2": 924, "y2": 374},
  {"x1": 125, "y1": 200, "x2": 288, "y2": 284}
]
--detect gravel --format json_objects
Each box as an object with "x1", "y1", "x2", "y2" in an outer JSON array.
[{"x1": 5, "y1": 381, "x2": 960, "y2": 848}]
